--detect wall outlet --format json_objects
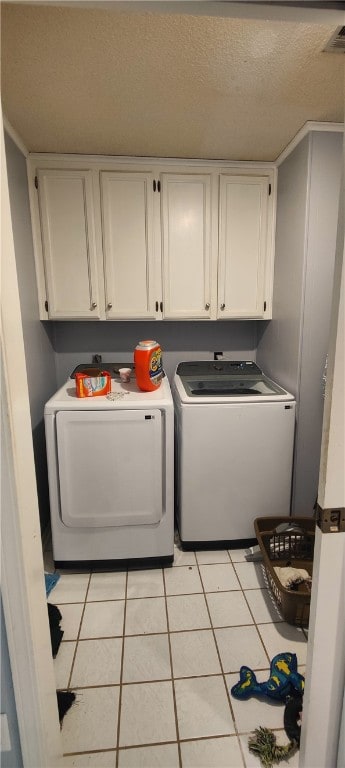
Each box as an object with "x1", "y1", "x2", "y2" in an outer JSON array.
[{"x1": 214, "y1": 352, "x2": 230, "y2": 361}]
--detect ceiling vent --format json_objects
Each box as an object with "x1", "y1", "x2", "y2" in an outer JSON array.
[{"x1": 323, "y1": 26, "x2": 345, "y2": 53}]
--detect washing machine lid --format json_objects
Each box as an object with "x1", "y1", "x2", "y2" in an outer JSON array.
[
  {"x1": 174, "y1": 361, "x2": 294, "y2": 403},
  {"x1": 44, "y1": 374, "x2": 173, "y2": 413}
]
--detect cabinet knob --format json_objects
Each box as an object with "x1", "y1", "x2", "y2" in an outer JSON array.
[
  {"x1": 91, "y1": 301, "x2": 97, "y2": 309},
  {"x1": 220, "y1": 303, "x2": 225, "y2": 310},
  {"x1": 205, "y1": 302, "x2": 210, "y2": 310},
  {"x1": 107, "y1": 302, "x2": 113, "y2": 309}
]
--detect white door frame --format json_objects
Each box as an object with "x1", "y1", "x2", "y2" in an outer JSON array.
[
  {"x1": 1, "y1": 117, "x2": 63, "y2": 766},
  {"x1": 299, "y1": 167, "x2": 345, "y2": 766}
]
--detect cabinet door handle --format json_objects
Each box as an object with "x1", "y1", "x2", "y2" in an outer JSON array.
[
  {"x1": 107, "y1": 302, "x2": 113, "y2": 309},
  {"x1": 220, "y1": 303, "x2": 225, "y2": 310},
  {"x1": 205, "y1": 302, "x2": 210, "y2": 310},
  {"x1": 160, "y1": 301, "x2": 163, "y2": 313},
  {"x1": 91, "y1": 301, "x2": 97, "y2": 309},
  {"x1": 155, "y1": 301, "x2": 159, "y2": 312}
]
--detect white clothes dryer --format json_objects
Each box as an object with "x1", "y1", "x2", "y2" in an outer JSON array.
[
  {"x1": 172, "y1": 361, "x2": 296, "y2": 548},
  {"x1": 45, "y1": 367, "x2": 174, "y2": 567}
]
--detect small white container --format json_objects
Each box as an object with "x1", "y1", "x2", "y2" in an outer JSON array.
[{"x1": 119, "y1": 367, "x2": 131, "y2": 383}]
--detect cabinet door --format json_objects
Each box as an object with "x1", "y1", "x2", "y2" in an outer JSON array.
[
  {"x1": 100, "y1": 171, "x2": 156, "y2": 319},
  {"x1": 218, "y1": 175, "x2": 269, "y2": 318},
  {"x1": 37, "y1": 169, "x2": 100, "y2": 319},
  {"x1": 160, "y1": 173, "x2": 212, "y2": 319}
]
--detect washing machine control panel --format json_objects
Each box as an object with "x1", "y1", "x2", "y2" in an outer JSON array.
[{"x1": 176, "y1": 361, "x2": 262, "y2": 377}]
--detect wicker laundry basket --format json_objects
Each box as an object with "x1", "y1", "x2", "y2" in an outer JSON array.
[{"x1": 254, "y1": 516, "x2": 315, "y2": 627}]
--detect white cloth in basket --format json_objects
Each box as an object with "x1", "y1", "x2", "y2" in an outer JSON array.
[{"x1": 273, "y1": 566, "x2": 311, "y2": 589}]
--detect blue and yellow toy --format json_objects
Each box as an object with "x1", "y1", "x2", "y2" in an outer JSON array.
[{"x1": 231, "y1": 652, "x2": 304, "y2": 703}]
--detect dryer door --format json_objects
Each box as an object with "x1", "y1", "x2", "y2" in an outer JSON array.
[{"x1": 56, "y1": 409, "x2": 162, "y2": 527}]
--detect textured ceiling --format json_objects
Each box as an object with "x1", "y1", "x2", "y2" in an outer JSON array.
[{"x1": 1, "y1": 3, "x2": 344, "y2": 161}]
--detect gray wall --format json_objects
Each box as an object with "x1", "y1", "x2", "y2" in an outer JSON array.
[
  {"x1": 293, "y1": 131, "x2": 342, "y2": 516},
  {"x1": 257, "y1": 131, "x2": 343, "y2": 516},
  {"x1": 52, "y1": 320, "x2": 258, "y2": 384},
  {"x1": 4, "y1": 133, "x2": 58, "y2": 533},
  {"x1": 256, "y1": 134, "x2": 310, "y2": 396}
]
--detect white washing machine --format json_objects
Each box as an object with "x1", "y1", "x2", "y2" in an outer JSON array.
[
  {"x1": 45, "y1": 364, "x2": 174, "y2": 567},
  {"x1": 172, "y1": 361, "x2": 296, "y2": 548}
]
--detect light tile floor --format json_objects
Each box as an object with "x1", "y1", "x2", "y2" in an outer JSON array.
[{"x1": 45, "y1": 542, "x2": 307, "y2": 767}]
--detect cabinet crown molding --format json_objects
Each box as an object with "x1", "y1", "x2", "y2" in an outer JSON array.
[{"x1": 27, "y1": 152, "x2": 276, "y2": 174}]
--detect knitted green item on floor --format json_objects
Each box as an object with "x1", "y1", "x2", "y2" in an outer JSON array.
[{"x1": 248, "y1": 727, "x2": 298, "y2": 767}]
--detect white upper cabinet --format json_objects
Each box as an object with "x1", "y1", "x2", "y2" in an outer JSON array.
[
  {"x1": 160, "y1": 173, "x2": 213, "y2": 319},
  {"x1": 28, "y1": 156, "x2": 275, "y2": 321},
  {"x1": 218, "y1": 175, "x2": 271, "y2": 319},
  {"x1": 100, "y1": 171, "x2": 156, "y2": 319},
  {"x1": 36, "y1": 169, "x2": 101, "y2": 319}
]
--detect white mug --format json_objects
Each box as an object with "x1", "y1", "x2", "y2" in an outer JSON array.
[{"x1": 119, "y1": 367, "x2": 131, "y2": 383}]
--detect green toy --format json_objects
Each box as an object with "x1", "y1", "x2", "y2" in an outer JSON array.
[{"x1": 248, "y1": 727, "x2": 298, "y2": 768}]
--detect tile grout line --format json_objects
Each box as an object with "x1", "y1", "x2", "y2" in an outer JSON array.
[
  {"x1": 56, "y1": 583, "x2": 272, "y2": 606},
  {"x1": 233, "y1": 559, "x2": 277, "y2": 667},
  {"x1": 62, "y1": 723, "x2": 292, "y2": 758},
  {"x1": 65, "y1": 572, "x2": 92, "y2": 692},
  {"x1": 63, "y1": 723, "x2": 292, "y2": 757},
  {"x1": 163, "y1": 566, "x2": 183, "y2": 768},
  {"x1": 115, "y1": 568, "x2": 129, "y2": 768},
  {"x1": 58, "y1": 661, "x2": 287, "y2": 693},
  {"x1": 241, "y1": 602, "x2": 271, "y2": 667},
  {"x1": 59, "y1": 620, "x2": 283, "y2": 644},
  {"x1": 60, "y1": 571, "x2": 122, "y2": 759},
  {"x1": 194, "y1": 554, "x2": 247, "y2": 768},
  {"x1": 58, "y1": 573, "x2": 93, "y2": 758},
  {"x1": 228, "y1": 553, "x2": 269, "y2": 767},
  {"x1": 63, "y1": 748, "x2": 117, "y2": 757}
]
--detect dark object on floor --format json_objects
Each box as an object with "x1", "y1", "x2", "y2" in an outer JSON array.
[
  {"x1": 284, "y1": 692, "x2": 303, "y2": 746},
  {"x1": 231, "y1": 652, "x2": 304, "y2": 702},
  {"x1": 248, "y1": 726, "x2": 298, "y2": 767},
  {"x1": 48, "y1": 603, "x2": 63, "y2": 657},
  {"x1": 57, "y1": 691, "x2": 76, "y2": 724}
]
